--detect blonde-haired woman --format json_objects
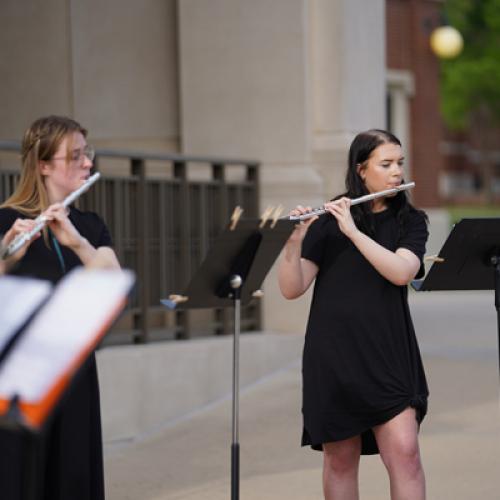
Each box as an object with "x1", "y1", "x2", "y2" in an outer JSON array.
[{"x1": 0, "y1": 115, "x2": 119, "y2": 499}]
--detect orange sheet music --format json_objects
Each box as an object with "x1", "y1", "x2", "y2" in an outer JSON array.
[{"x1": 0, "y1": 268, "x2": 134, "y2": 429}]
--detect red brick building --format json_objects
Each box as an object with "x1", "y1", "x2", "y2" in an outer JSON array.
[{"x1": 386, "y1": 0, "x2": 444, "y2": 208}]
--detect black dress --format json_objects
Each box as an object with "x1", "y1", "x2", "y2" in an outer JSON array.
[
  {"x1": 0, "y1": 206, "x2": 111, "y2": 499},
  {"x1": 301, "y1": 207, "x2": 429, "y2": 455}
]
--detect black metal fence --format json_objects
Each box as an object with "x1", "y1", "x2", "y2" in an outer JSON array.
[{"x1": 0, "y1": 142, "x2": 261, "y2": 344}]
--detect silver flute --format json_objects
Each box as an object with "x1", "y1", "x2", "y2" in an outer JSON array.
[
  {"x1": 289, "y1": 182, "x2": 415, "y2": 221},
  {"x1": 1, "y1": 172, "x2": 101, "y2": 259}
]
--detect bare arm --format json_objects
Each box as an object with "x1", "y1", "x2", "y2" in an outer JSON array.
[
  {"x1": 325, "y1": 198, "x2": 421, "y2": 286},
  {"x1": 85, "y1": 246, "x2": 121, "y2": 269},
  {"x1": 278, "y1": 207, "x2": 319, "y2": 299},
  {"x1": 278, "y1": 241, "x2": 319, "y2": 299},
  {"x1": 69, "y1": 238, "x2": 120, "y2": 269},
  {"x1": 349, "y1": 231, "x2": 420, "y2": 285},
  {"x1": 44, "y1": 204, "x2": 120, "y2": 269}
]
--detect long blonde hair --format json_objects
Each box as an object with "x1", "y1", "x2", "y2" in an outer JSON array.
[{"x1": 2, "y1": 115, "x2": 87, "y2": 216}]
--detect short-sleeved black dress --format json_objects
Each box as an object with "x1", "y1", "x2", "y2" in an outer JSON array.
[
  {"x1": 301, "y1": 207, "x2": 429, "y2": 455},
  {"x1": 0, "y1": 206, "x2": 111, "y2": 499}
]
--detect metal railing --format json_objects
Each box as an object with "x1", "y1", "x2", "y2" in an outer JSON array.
[{"x1": 0, "y1": 141, "x2": 261, "y2": 344}]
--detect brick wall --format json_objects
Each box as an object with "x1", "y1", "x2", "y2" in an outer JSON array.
[{"x1": 386, "y1": 0, "x2": 444, "y2": 207}]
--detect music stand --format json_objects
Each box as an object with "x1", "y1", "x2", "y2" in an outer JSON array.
[
  {"x1": 0, "y1": 268, "x2": 135, "y2": 500},
  {"x1": 412, "y1": 218, "x2": 500, "y2": 378},
  {"x1": 162, "y1": 217, "x2": 295, "y2": 500}
]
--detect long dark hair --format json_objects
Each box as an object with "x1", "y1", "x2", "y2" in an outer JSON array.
[{"x1": 336, "y1": 129, "x2": 426, "y2": 236}]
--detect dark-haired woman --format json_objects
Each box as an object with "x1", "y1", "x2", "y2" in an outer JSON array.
[{"x1": 279, "y1": 129, "x2": 428, "y2": 500}]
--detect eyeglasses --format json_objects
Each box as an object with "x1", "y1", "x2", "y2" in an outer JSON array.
[{"x1": 51, "y1": 145, "x2": 95, "y2": 163}]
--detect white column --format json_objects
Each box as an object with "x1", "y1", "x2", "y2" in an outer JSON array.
[
  {"x1": 178, "y1": 0, "x2": 386, "y2": 333},
  {"x1": 310, "y1": 0, "x2": 386, "y2": 199},
  {"x1": 179, "y1": 0, "x2": 324, "y2": 333},
  {"x1": 387, "y1": 69, "x2": 415, "y2": 181},
  {"x1": 0, "y1": 0, "x2": 73, "y2": 139}
]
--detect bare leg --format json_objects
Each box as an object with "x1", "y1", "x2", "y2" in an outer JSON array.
[
  {"x1": 373, "y1": 407, "x2": 426, "y2": 500},
  {"x1": 322, "y1": 436, "x2": 361, "y2": 500}
]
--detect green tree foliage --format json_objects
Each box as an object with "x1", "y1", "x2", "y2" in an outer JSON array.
[{"x1": 441, "y1": 0, "x2": 500, "y2": 130}]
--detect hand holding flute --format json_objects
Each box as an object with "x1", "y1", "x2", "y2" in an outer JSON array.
[
  {"x1": 288, "y1": 197, "x2": 357, "y2": 242},
  {"x1": 286, "y1": 182, "x2": 415, "y2": 245},
  {"x1": 0, "y1": 218, "x2": 43, "y2": 262},
  {"x1": 1, "y1": 205, "x2": 82, "y2": 262},
  {"x1": 1, "y1": 172, "x2": 100, "y2": 260},
  {"x1": 289, "y1": 182, "x2": 415, "y2": 221}
]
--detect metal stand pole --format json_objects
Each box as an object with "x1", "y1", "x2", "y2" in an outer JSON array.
[
  {"x1": 492, "y1": 256, "x2": 500, "y2": 382},
  {"x1": 230, "y1": 274, "x2": 242, "y2": 500}
]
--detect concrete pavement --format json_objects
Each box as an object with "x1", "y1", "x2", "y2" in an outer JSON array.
[{"x1": 104, "y1": 291, "x2": 500, "y2": 499}]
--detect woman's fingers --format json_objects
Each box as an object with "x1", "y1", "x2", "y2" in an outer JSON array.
[
  {"x1": 324, "y1": 197, "x2": 351, "y2": 215},
  {"x1": 289, "y1": 205, "x2": 314, "y2": 217},
  {"x1": 42, "y1": 203, "x2": 68, "y2": 221},
  {"x1": 286, "y1": 205, "x2": 319, "y2": 243},
  {"x1": 1, "y1": 218, "x2": 41, "y2": 260},
  {"x1": 2, "y1": 219, "x2": 38, "y2": 244},
  {"x1": 44, "y1": 205, "x2": 83, "y2": 250},
  {"x1": 289, "y1": 205, "x2": 319, "y2": 223},
  {"x1": 44, "y1": 204, "x2": 72, "y2": 231},
  {"x1": 323, "y1": 198, "x2": 358, "y2": 238}
]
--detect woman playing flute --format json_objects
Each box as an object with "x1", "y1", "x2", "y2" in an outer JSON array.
[
  {"x1": 278, "y1": 129, "x2": 429, "y2": 500},
  {"x1": 0, "y1": 115, "x2": 119, "y2": 500}
]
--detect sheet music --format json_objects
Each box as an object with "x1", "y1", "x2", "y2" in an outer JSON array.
[
  {"x1": 0, "y1": 268, "x2": 134, "y2": 403},
  {"x1": 0, "y1": 276, "x2": 52, "y2": 352}
]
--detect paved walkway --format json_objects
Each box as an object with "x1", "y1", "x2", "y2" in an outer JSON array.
[{"x1": 105, "y1": 291, "x2": 500, "y2": 499}]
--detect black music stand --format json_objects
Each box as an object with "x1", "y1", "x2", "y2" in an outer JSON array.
[
  {"x1": 412, "y1": 218, "x2": 500, "y2": 378},
  {"x1": 161, "y1": 218, "x2": 295, "y2": 500}
]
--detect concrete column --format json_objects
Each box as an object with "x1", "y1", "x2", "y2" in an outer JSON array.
[
  {"x1": 178, "y1": 0, "x2": 386, "y2": 333},
  {"x1": 311, "y1": 0, "x2": 386, "y2": 199},
  {"x1": 0, "y1": 0, "x2": 73, "y2": 139},
  {"x1": 178, "y1": 0, "x2": 323, "y2": 333},
  {"x1": 0, "y1": 0, "x2": 179, "y2": 154},
  {"x1": 70, "y1": 0, "x2": 179, "y2": 149},
  {"x1": 387, "y1": 69, "x2": 415, "y2": 181}
]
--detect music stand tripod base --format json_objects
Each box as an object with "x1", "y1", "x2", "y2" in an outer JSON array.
[{"x1": 160, "y1": 218, "x2": 296, "y2": 500}]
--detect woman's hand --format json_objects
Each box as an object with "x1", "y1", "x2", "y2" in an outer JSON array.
[
  {"x1": 43, "y1": 203, "x2": 85, "y2": 251},
  {"x1": 279, "y1": 205, "x2": 319, "y2": 299},
  {"x1": 42, "y1": 203, "x2": 120, "y2": 268},
  {"x1": 287, "y1": 205, "x2": 318, "y2": 245},
  {"x1": 1, "y1": 218, "x2": 42, "y2": 262},
  {"x1": 323, "y1": 197, "x2": 359, "y2": 239}
]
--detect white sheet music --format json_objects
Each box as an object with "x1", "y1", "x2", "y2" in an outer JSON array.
[
  {"x1": 0, "y1": 276, "x2": 52, "y2": 352},
  {"x1": 0, "y1": 268, "x2": 134, "y2": 403}
]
